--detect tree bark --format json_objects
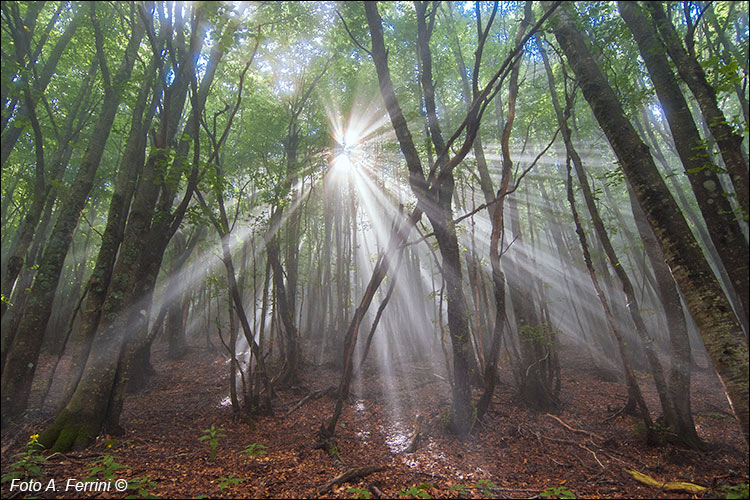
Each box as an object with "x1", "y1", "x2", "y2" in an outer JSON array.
[
  {"x1": 1, "y1": 12, "x2": 145, "y2": 424},
  {"x1": 647, "y1": 2, "x2": 749, "y2": 226},
  {"x1": 621, "y1": 1, "x2": 748, "y2": 340},
  {"x1": 551, "y1": 2, "x2": 749, "y2": 444}
]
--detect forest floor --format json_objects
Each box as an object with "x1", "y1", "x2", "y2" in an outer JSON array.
[{"x1": 1, "y1": 343, "x2": 747, "y2": 499}]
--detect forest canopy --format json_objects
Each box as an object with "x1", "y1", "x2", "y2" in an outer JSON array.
[{"x1": 0, "y1": 1, "x2": 748, "y2": 498}]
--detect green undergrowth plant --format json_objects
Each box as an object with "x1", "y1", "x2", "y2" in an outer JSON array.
[
  {"x1": 240, "y1": 443, "x2": 267, "y2": 458},
  {"x1": 719, "y1": 483, "x2": 749, "y2": 499},
  {"x1": 540, "y1": 485, "x2": 576, "y2": 499},
  {"x1": 473, "y1": 479, "x2": 497, "y2": 496},
  {"x1": 519, "y1": 323, "x2": 556, "y2": 346},
  {"x1": 199, "y1": 425, "x2": 226, "y2": 461},
  {"x1": 347, "y1": 487, "x2": 372, "y2": 499},
  {"x1": 125, "y1": 476, "x2": 160, "y2": 499},
  {"x1": 1, "y1": 434, "x2": 46, "y2": 484},
  {"x1": 448, "y1": 483, "x2": 471, "y2": 497},
  {"x1": 83, "y1": 454, "x2": 128, "y2": 482},
  {"x1": 449, "y1": 480, "x2": 499, "y2": 498},
  {"x1": 102, "y1": 436, "x2": 122, "y2": 449},
  {"x1": 217, "y1": 474, "x2": 244, "y2": 490},
  {"x1": 399, "y1": 483, "x2": 433, "y2": 498}
]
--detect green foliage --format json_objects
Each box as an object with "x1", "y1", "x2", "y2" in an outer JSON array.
[
  {"x1": 473, "y1": 479, "x2": 497, "y2": 496},
  {"x1": 83, "y1": 454, "x2": 128, "y2": 482},
  {"x1": 519, "y1": 323, "x2": 557, "y2": 347},
  {"x1": 399, "y1": 483, "x2": 433, "y2": 498},
  {"x1": 540, "y1": 486, "x2": 576, "y2": 499},
  {"x1": 347, "y1": 487, "x2": 373, "y2": 499},
  {"x1": 103, "y1": 436, "x2": 120, "y2": 449},
  {"x1": 216, "y1": 474, "x2": 244, "y2": 490},
  {"x1": 602, "y1": 166, "x2": 625, "y2": 187},
  {"x1": 198, "y1": 425, "x2": 226, "y2": 461},
  {"x1": 0, "y1": 434, "x2": 46, "y2": 484},
  {"x1": 449, "y1": 483, "x2": 471, "y2": 497},
  {"x1": 240, "y1": 443, "x2": 267, "y2": 457},
  {"x1": 719, "y1": 483, "x2": 749, "y2": 499},
  {"x1": 704, "y1": 55, "x2": 743, "y2": 94},
  {"x1": 125, "y1": 476, "x2": 160, "y2": 499},
  {"x1": 449, "y1": 480, "x2": 498, "y2": 497},
  {"x1": 327, "y1": 444, "x2": 339, "y2": 456}
]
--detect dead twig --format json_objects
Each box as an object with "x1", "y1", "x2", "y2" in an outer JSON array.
[
  {"x1": 524, "y1": 424, "x2": 578, "y2": 446},
  {"x1": 601, "y1": 404, "x2": 629, "y2": 423},
  {"x1": 369, "y1": 484, "x2": 386, "y2": 498},
  {"x1": 549, "y1": 456, "x2": 571, "y2": 468},
  {"x1": 491, "y1": 486, "x2": 541, "y2": 493},
  {"x1": 545, "y1": 413, "x2": 604, "y2": 441},
  {"x1": 579, "y1": 442, "x2": 606, "y2": 469}
]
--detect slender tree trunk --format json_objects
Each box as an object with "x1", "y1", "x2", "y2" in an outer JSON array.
[
  {"x1": 566, "y1": 156, "x2": 654, "y2": 438},
  {"x1": 628, "y1": 184, "x2": 702, "y2": 449}
]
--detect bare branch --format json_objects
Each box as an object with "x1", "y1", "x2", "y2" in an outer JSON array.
[{"x1": 336, "y1": 9, "x2": 372, "y2": 57}]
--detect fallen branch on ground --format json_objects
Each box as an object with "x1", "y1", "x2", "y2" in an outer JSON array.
[
  {"x1": 283, "y1": 386, "x2": 335, "y2": 419},
  {"x1": 368, "y1": 484, "x2": 386, "y2": 498},
  {"x1": 623, "y1": 468, "x2": 706, "y2": 494},
  {"x1": 317, "y1": 465, "x2": 386, "y2": 494}
]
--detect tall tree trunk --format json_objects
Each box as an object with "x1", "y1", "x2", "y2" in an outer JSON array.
[
  {"x1": 621, "y1": 1, "x2": 749, "y2": 339},
  {"x1": 552, "y1": 2, "x2": 749, "y2": 444},
  {"x1": 1, "y1": 13, "x2": 145, "y2": 423},
  {"x1": 646, "y1": 2, "x2": 749, "y2": 225},
  {"x1": 565, "y1": 156, "x2": 654, "y2": 438},
  {"x1": 628, "y1": 184, "x2": 702, "y2": 449},
  {"x1": 59, "y1": 60, "x2": 157, "y2": 407}
]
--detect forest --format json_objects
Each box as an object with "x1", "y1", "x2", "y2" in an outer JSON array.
[{"x1": 0, "y1": 1, "x2": 748, "y2": 498}]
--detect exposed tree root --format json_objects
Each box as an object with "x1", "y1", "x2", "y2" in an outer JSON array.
[{"x1": 38, "y1": 409, "x2": 101, "y2": 453}]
